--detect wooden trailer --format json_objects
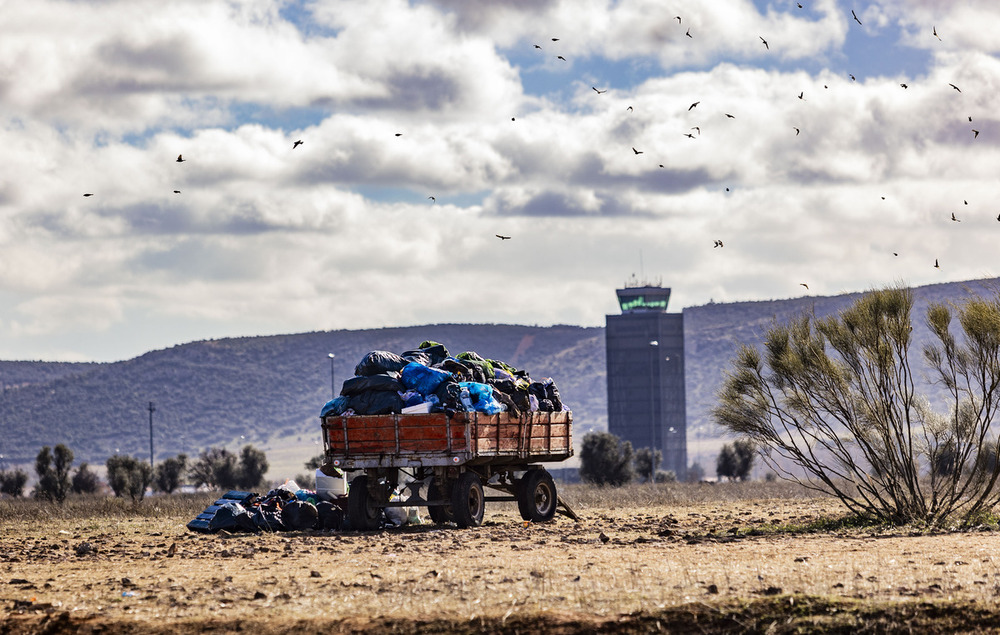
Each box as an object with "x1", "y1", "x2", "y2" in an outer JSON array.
[{"x1": 321, "y1": 410, "x2": 574, "y2": 529}]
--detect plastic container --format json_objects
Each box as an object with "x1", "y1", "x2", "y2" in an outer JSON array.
[
  {"x1": 402, "y1": 402, "x2": 433, "y2": 414},
  {"x1": 315, "y1": 468, "x2": 348, "y2": 500}
]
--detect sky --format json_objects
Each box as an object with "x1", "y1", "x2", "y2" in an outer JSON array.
[{"x1": 3, "y1": 0, "x2": 1000, "y2": 362}]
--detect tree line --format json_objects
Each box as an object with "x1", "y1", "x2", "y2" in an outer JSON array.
[{"x1": 0, "y1": 443, "x2": 270, "y2": 503}]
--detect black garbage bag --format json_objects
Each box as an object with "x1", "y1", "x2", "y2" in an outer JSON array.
[
  {"x1": 316, "y1": 501, "x2": 344, "y2": 530},
  {"x1": 348, "y1": 390, "x2": 404, "y2": 415},
  {"x1": 355, "y1": 351, "x2": 409, "y2": 377},
  {"x1": 252, "y1": 499, "x2": 285, "y2": 532},
  {"x1": 400, "y1": 350, "x2": 432, "y2": 366},
  {"x1": 418, "y1": 342, "x2": 450, "y2": 365},
  {"x1": 437, "y1": 358, "x2": 473, "y2": 381},
  {"x1": 434, "y1": 380, "x2": 463, "y2": 411},
  {"x1": 341, "y1": 374, "x2": 403, "y2": 396},
  {"x1": 492, "y1": 390, "x2": 520, "y2": 417},
  {"x1": 545, "y1": 380, "x2": 563, "y2": 411},
  {"x1": 209, "y1": 502, "x2": 256, "y2": 532},
  {"x1": 529, "y1": 381, "x2": 547, "y2": 403},
  {"x1": 538, "y1": 398, "x2": 555, "y2": 412},
  {"x1": 282, "y1": 500, "x2": 319, "y2": 531}
]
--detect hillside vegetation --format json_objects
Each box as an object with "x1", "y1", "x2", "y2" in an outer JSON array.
[{"x1": 1, "y1": 277, "x2": 996, "y2": 469}]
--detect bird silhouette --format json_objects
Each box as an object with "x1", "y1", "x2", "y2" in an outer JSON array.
[
  {"x1": 176, "y1": 154, "x2": 185, "y2": 162},
  {"x1": 725, "y1": 113, "x2": 735, "y2": 118},
  {"x1": 934, "y1": 258, "x2": 940, "y2": 269},
  {"x1": 496, "y1": 234, "x2": 511, "y2": 240},
  {"x1": 893, "y1": 252, "x2": 899, "y2": 256},
  {"x1": 691, "y1": 126, "x2": 700, "y2": 135},
  {"x1": 395, "y1": 133, "x2": 402, "y2": 136},
  {"x1": 293, "y1": 140, "x2": 303, "y2": 149},
  {"x1": 933, "y1": 26, "x2": 941, "y2": 40},
  {"x1": 689, "y1": 101, "x2": 700, "y2": 111},
  {"x1": 428, "y1": 196, "x2": 436, "y2": 202},
  {"x1": 974, "y1": 129, "x2": 981, "y2": 139},
  {"x1": 632, "y1": 147, "x2": 643, "y2": 154},
  {"x1": 659, "y1": 164, "x2": 665, "y2": 168},
  {"x1": 900, "y1": 83, "x2": 908, "y2": 89},
  {"x1": 83, "y1": 193, "x2": 93, "y2": 197},
  {"x1": 557, "y1": 55, "x2": 566, "y2": 61},
  {"x1": 551, "y1": 38, "x2": 559, "y2": 41},
  {"x1": 714, "y1": 240, "x2": 723, "y2": 248},
  {"x1": 949, "y1": 83, "x2": 961, "y2": 92},
  {"x1": 173, "y1": 190, "x2": 181, "y2": 194},
  {"x1": 794, "y1": 127, "x2": 800, "y2": 135},
  {"x1": 850, "y1": 74, "x2": 856, "y2": 81},
  {"x1": 800, "y1": 283, "x2": 809, "y2": 289},
  {"x1": 627, "y1": 106, "x2": 633, "y2": 112},
  {"x1": 760, "y1": 36, "x2": 768, "y2": 50},
  {"x1": 675, "y1": 16, "x2": 681, "y2": 23},
  {"x1": 593, "y1": 87, "x2": 607, "y2": 94},
  {"x1": 534, "y1": 44, "x2": 541, "y2": 49},
  {"x1": 685, "y1": 28, "x2": 692, "y2": 38},
  {"x1": 852, "y1": 9, "x2": 862, "y2": 25},
  {"x1": 683, "y1": 133, "x2": 696, "y2": 139},
  {"x1": 951, "y1": 212, "x2": 961, "y2": 222},
  {"x1": 798, "y1": 91, "x2": 804, "y2": 100}
]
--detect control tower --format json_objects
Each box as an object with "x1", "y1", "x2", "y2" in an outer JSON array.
[{"x1": 605, "y1": 282, "x2": 687, "y2": 479}]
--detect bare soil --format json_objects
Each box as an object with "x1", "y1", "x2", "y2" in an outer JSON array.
[{"x1": 4, "y1": 492, "x2": 1000, "y2": 633}]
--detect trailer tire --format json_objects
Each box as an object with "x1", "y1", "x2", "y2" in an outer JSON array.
[
  {"x1": 450, "y1": 472, "x2": 484, "y2": 528},
  {"x1": 426, "y1": 480, "x2": 453, "y2": 525},
  {"x1": 347, "y1": 475, "x2": 382, "y2": 531},
  {"x1": 517, "y1": 468, "x2": 557, "y2": 523}
]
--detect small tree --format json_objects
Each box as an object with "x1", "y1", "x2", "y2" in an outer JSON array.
[
  {"x1": 716, "y1": 444, "x2": 737, "y2": 481},
  {"x1": 686, "y1": 461, "x2": 706, "y2": 483},
  {"x1": 714, "y1": 285, "x2": 1000, "y2": 525},
  {"x1": 633, "y1": 447, "x2": 663, "y2": 483},
  {"x1": 579, "y1": 431, "x2": 634, "y2": 486},
  {"x1": 0, "y1": 468, "x2": 28, "y2": 497},
  {"x1": 716, "y1": 440, "x2": 754, "y2": 481},
  {"x1": 34, "y1": 444, "x2": 74, "y2": 503},
  {"x1": 189, "y1": 447, "x2": 239, "y2": 490},
  {"x1": 236, "y1": 445, "x2": 269, "y2": 490},
  {"x1": 153, "y1": 454, "x2": 188, "y2": 494},
  {"x1": 71, "y1": 462, "x2": 101, "y2": 494},
  {"x1": 106, "y1": 455, "x2": 153, "y2": 502}
]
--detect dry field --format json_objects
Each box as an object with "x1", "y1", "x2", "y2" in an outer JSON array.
[{"x1": 4, "y1": 483, "x2": 1000, "y2": 633}]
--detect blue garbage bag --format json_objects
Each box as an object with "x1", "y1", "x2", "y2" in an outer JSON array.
[
  {"x1": 400, "y1": 362, "x2": 452, "y2": 395},
  {"x1": 459, "y1": 382, "x2": 505, "y2": 414},
  {"x1": 321, "y1": 395, "x2": 350, "y2": 417}
]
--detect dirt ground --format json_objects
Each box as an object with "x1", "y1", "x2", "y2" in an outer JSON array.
[{"x1": 5, "y1": 495, "x2": 1000, "y2": 633}]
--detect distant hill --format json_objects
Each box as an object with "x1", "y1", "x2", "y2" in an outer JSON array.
[{"x1": 1, "y1": 278, "x2": 996, "y2": 472}]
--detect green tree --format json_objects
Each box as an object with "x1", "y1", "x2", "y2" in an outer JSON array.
[
  {"x1": 189, "y1": 447, "x2": 239, "y2": 489},
  {"x1": 579, "y1": 431, "x2": 634, "y2": 486},
  {"x1": 716, "y1": 440, "x2": 754, "y2": 481},
  {"x1": 34, "y1": 444, "x2": 73, "y2": 503},
  {"x1": 714, "y1": 285, "x2": 1000, "y2": 525},
  {"x1": 236, "y1": 445, "x2": 269, "y2": 489},
  {"x1": 0, "y1": 468, "x2": 28, "y2": 497},
  {"x1": 153, "y1": 454, "x2": 188, "y2": 493},
  {"x1": 71, "y1": 462, "x2": 101, "y2": 494},
  {"x1": 106, "y1": 455, "x2": 153, "y2": 502},
  {"x1": 633, "y1": 447, "x2": 663, "y2": 483}
]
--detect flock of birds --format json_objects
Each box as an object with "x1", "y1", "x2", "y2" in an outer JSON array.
[{"x1": 77, "y1": 5, "x2": 987, "y2": 287}]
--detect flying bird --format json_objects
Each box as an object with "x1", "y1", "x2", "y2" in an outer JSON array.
[
  {"x1": 893, "y1": 252, "x2": 899, "y2": 256},
  {"x1": 685, "y1": 28, "x2": 692, "y2": 38},
  {"x1": 852, "y1": 9, "x2": 862, "y2": 25},
  {"x1": 551, "y1": 38, "x2": 559, "y2": 41},
  {"x1": 632, "y1": 147, "x2": 643, "y2": 154},
  {"x1": 173, "y1": 190, "x2": 181, "y2": 194},
  {"x1": 496, "y1": 234, "x2": 511, "y2": 240},
  {"x1": 900, "y1": 83, "x2": 908, "y2": 89},
  {"x1": 428, "y1": 196, "x2": 436, "y2": 202},
  {"x1": 395, "y1": 133, "x2": 402, "y2": 136},
  {"x1": 933, "y1": 26, "x2": 941, "y2": 40},
  {"x1": 798, "y1": 91, "x2": 804, "y2": 100},
  {"x1": 949, "y1": 83, "x2": 961, "y2": 92},
  {"x1": 951, "y1": 212, "x2": 960, "y2": 222},
  {"x1": 683, "y1": 133, "x2": 696, "y2": 139},
  {"x1": 83, "y1": 193, "x2": 93, "y2": 197},
  {"x1": 725, "y1": 113, "x2": 735, "y2": 118},
  {"x1": 176, "y1": 154, "x2": 185, "y2": 162},
  {"x1": 691, "y1": 126, "x2": 700, "y2": 135},
  {"x1": 934, "y1": 258, "x2": 940, "y2": 269},
  {"x1": 659, "y1": 164, "x2": 665, "y2": 168},
  {"x1": 794, "y1": 127, "x2": 800, "y2": 135},
  {"x1": 293, "y1": 140, "x2": 303, "y2": 149},
  {"x1": 627, "y1": 106, "x2": 633, "y2": 112},
  {"x1": 760, "y1": 36, "x2": 768, "y2": 50},
  {"x1": 675, "y1": 16, "x2": 681, "y2": 23},
  {"x1": 974, "y1": 129, "x2": 980, "y2": 139},
  {"x1": 714, "y1": 240, "x2": 724, "y2": 248},
  {"x1": 557, "y1": 55, "x2": 566, "y2": 61},
  {"x1": 800, "y1": 283, "x2": 809, "y2": 290},
  {"x1": 689, "y1": 101, "x2": 700, "y2": 110},
  {"x1": 534, "y1": 44, "x2": 541, "y2": 49},
  {"x1": 797, "y1": 2, "x2": 803, "y2": 6},
  {"x1": 593, "y1": 87, "x2": 607, "y2": 94},
  {"x1": 850, "y1": 74, "x2": 856, "y2": 81}
]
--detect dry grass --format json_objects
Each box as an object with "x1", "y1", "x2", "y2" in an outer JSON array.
[{"x1": 4, "y1": 484, "x2": 1000, "y2": 633}]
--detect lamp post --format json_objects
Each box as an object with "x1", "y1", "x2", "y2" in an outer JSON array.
[
  {"x1": 649, "y1": 340, "x2": 659, "y2": 452},
  {"x1": 148, "y1": 401, "x2": 156, "y2": 467},
  {"x1": 328, "y1": 353, "x2": 336, "y2": 399}
]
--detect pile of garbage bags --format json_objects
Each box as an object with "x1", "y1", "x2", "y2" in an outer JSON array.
[
  {"x1": 321, "y1": 341, "x2": 568, "y2": 417},
  {"x1": 189, "y1": 481, "x2": 345, "y2": 534}
]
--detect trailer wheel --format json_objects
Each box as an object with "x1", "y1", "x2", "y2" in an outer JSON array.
[
  {"x1": 517, "y1": 468, "x2": 557, "y2": 523},
  {"x1": 450, "y1": 472, "x2": 484, "y2": 528},
  {"x1": 426, "y1": 480, "x2": 453, "y2": 525},
  {"x1": 347, "y1": 475, "x2": 382, "y2": 531}
]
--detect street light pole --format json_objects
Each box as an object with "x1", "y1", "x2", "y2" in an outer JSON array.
[
  {"x1": 148, "y1": 401, "x2": 156, "y2": 467},
  {"x1": 328, "y1": 353, "x2": 336, "y2": 399},
  {"x1": 649, "y1": 340, "x2": 659, "y2": 452}
]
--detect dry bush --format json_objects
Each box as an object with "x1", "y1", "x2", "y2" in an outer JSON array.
[{"x1": 558, "y1": 479, "x2": 815, "y2": 509}]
